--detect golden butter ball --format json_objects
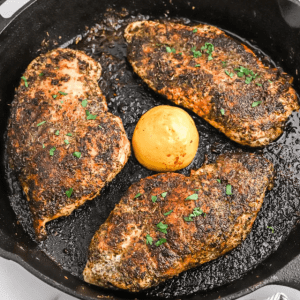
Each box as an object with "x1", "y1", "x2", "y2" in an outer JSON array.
[{"x1": 132, "y1": 105, "x2": 199, "y2": 172}]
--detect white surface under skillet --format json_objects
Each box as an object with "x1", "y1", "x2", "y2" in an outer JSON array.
[{"x1": 1, "y1": 257, "x2": 300, "y2": 300}]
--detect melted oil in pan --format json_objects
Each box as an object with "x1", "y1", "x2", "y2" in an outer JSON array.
[{"x1": 6, "y1": 9, "x2": 300, "y2": 298}]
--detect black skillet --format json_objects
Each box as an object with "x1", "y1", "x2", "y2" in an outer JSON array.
[{"x1": 1, "y1": 0, "x2": 300, "y2": 299}]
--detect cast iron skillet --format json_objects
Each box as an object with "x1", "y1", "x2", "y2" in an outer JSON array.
[{"x1": 1, "y1": 0, "x2": 300, "y2": 299}]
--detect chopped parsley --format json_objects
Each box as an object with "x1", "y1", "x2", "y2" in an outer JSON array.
[
  {"x1": 21, "y1": 76, "x2": 28, "y2": 87},
  {"x1": 66, "y1": 133, "x2": 72, "y2": 136},
  {"x1": 252, "y1": 101, "x2": 262, "y2": 107},
  {"x1": 256, "y1": 83, "x2": 262, "y2": 87},
  {"x1": 52, "y1": 94, "x2": 57, "y2": 99},
  {"x1": 146, "y1": 234, "x2": 153, "y2": 245},
  {"x1": 55, "y1": 130, "x2": 60, "y2": 136},
  {"x1": 222, "y1": 61, "x2": 227, "y2": 67},
  {"x1": 60, "y1": 100, "x2": 63, "y2": 104},
  {"x1": 226, "y1": 184, "x2": 232, "y2": 195},
  {"x1": 99, "y1": 125, "x2": 103, "y2": 129},
  {"x1": 59, "y1": 91, "x2": 68, "y2": 96},
  {"x1": 186, "y1": 193, "x2": 198, "y2": 200},
  {"x1": 66, "y1": 188, "x2": 73, "y2": 198},
  {"x1": 164, "y1": 210, "x2": 173, "y2": 216},
  {"x1": 220, "y1": 108, "x2": 225, "y2": 115},
  {"x1": 225, "y1": 70, "x2": 234, "y2": 78},
  {"x1": 155, "y1": 238, "x2": 167, "y2": 247},
  {"x1": 191, "y1": 46, "x2": 202, "y2": 58},
  {"x1": 37, "y1": 121, "x2": 46, "y2": 127},
  {"x1": 161, "y1": 192, "x2": 167, "y2": 198},
  {"x1": 81, "y1": 99, "x2": 88, "y2": 107},
  {"x1": 194, "y1": 188, "x2": 200, "y2": 191},
  {"x1": 151, "y1": 195, "x2": 158, "y2": 203},
  {"x1": 86, "y1": 110, "x2": 97, "y2": 120},
  {"x1": 156, "y1": 222, "x2": 168, "y2": 234},
  {"x1": 201, "y1": 42, "x2": 214, "y2": 60},
  {"x1": 193, "y1": 28, "x2": 198, "y2": 33},
  {"x1": 49, "y1": 147, "x2": 56, "y2": 156},
  {"x1": 267, "y1": 226, "x2": 274, "y2": 233},
  {"x1": 64, "y1": 140, "x2": 69, "y2": 145},
  {"x1": 268, "y1": 80, "x2": 273, "y2": 83},
  {"x1": 217, "y1": 179, "x2": 221, "y2": 183},
  {"x1": 234, "y1": 66, "x2": 259, "y2": 84},
  {"x1": 195, "y1": 64, "x2": 201, "y2": 67},
  {"x1": 73, "y1": 152, "x2": 81, "y2": 158},
  {"x1": 166, "y1": 46, "x2": 176, "y2": 53},
  {"x1": 184, "y1": 207, "x2": 204, "y2": 222},
  {"x1": 179, "y1": 52, "x2": 182, "y2": 55},
  {"x1": 134, "y1": 193, "x2": 142, "y2": 198},
  {"x1": 42, "y1": 144, "x2": 45, "y2": 149},
  {"x1": 39, "y1": 73, "x2": 44, "y2": 77}
]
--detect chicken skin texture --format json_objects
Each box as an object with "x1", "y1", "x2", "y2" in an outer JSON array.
[
  {"x1": 125, "y1": 21, "x2": 299, "y2": 147},
  {"x1": 7, "y1": 48, "x2": 130, "y2": 240},
  {"x1": 83, "y1": 152, "x2": 273, "y2": 291}
]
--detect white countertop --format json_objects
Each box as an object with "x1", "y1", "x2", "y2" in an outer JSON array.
[{"x1": 1, "y1": 256, "x2": 300, "y2": 300}]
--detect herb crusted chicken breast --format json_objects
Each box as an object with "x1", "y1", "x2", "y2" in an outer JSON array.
[
  {"x1": 125, "y1": 21, "x2": 299, "y2": 147},
  {"x1": 7, "y1": 48, "x2": 130, "y2": 240},
  {"x1": 83, "y1": 152, "x2": 274, "y2": 291}
]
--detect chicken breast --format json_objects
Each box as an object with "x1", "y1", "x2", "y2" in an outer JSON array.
[
  {"x1": 125, "y1": 21, "x2": 299, "y2": 147},
  {"x1": 7, "y1": 48, "x2": 130, "y2": 240},
  {"x1": 83, "y1": 152, "x2": 274, "y2": 291}
]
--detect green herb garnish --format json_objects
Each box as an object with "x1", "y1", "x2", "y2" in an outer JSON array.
[
  {"x1": 39, "y1": 73, "x2": 44, "y2": 77},
  {"x1": 37, "y1": 121, "x2": 46, "y2": 127},
  {"x1": 234, "y1": 66, "x2": 259, "y2": 84},
  {"x1": 151, "y1": 195, "x2": 158, "y2": 203},
  {"x1": 164, "y1": 210, "x2": 173, "y2": 216},
  {"x1": 268, "y1": 80, "x2": 273, "y2": 83},
  {"x1": 55, "y1": 130, "x2": 60, "y2": 136},
  {"x1": 64, "y1": 140, "x2": 69, "y2": 145},
  {"x1": 66, "y1": 188, "x2": 73, "y2": 198},
  {"x1": 267, "y1": 226, "x2": 274, "y2": 233},
  {"x1": 193, "y1": 28, "x2": 198, "y2": 33},
  {"x1": 86, "y1": 110, "x2": 97, "y2": 120},
  {"x1": 184, "y1": 207, "x2": 204, "y2": 222},
  {"x1": 226, "y1": 184, "x2": 232, "y2": 195},
  {"x1": 186, "y1": 193, "x2": 198, "y2": 200},
  {"x1": 161, "y1": 192, "x2": 167, "y2": 198},
  {"x1": 52, "y1": 94, "x2": 57, "y2": 99},
  {"x1": 166, "y1": 46, "x2": 176, "y2": 53},
  {"x1": 225, "y1": 70, "x2": 234, "y2": 78},
  {"x1": 146, "y1": 234, "x2": 153, "y2": 245},
  {"x1": 252, "y1": 101, "x2": 262, "y2": 107},
  {"x1": 191, "y1": 46, "x2": 202, "y2": 58},
  {"x1": 156, "y1": 222, "x2": 168, "y2": 234},
  {"x1": 73, "y1": 152, "x2": 81, "y2": 158},
  {"x1": 21, "y1": 76, "x2": 28, "y2": 87},
  {"x1": 217, "y1": 179, "x2": 221, "y2": 183},
  {"x1": 155, "y1": 238, "x2": 167, "y2": 247},
  {"x1": 59, "y1": 91, "x2": 68, "y2": 96},
  {"x1": 134, "y1": 193, "x2": 142, "y2": 198},
  {"x1": 220, "y1": 108, "x2": 225, "y2": 115},
  {"x1": 66, "y1": 133, "x2": 72, "y2": 136},
  {"x1": 42, "y1": 144, "x2": 45, "y2": 148},
  {"x1": 222, "y1": 61, "x2": 227, "y2": 67},
  {"x1": 256, "y1": 83, "x2": 262, "y2": 87},
  {"x1": 201, "y1": 42, "x2": 214, "y2": 60},
  {"x1": 195, "y1": 64, "x2": 201, "y2": 67},
  {"x1": 81, "y1": 99, "x2": 88, "y2": 107},
  {"x1": 49, "y1": 147, "x2": 56, "y2": 156}
]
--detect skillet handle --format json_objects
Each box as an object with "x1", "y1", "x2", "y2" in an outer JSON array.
[
  {"x1": 277, "y1": 0, "x2": 300, "y2": 28},
  {"x1": 0, "y1": 0, "x2": 37, "y2": 34}
]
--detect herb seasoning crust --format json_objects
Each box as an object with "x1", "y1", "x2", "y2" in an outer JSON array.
[
  {"x1": 7, "y1": 48, "x2": 130, "y2": 240},
  {"x1": 125, "y1": 21, "x2": 300, "y2": 147},
  {"x1": 83, "y1": 152, "x2": 274, "y2": 292}
]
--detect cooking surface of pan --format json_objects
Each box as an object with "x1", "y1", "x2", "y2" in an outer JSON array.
[{"x1": 1, "y1": 1, "x2": 300, "y2": 300}]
